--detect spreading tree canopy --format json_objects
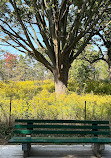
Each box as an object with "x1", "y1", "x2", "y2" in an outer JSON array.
[{"x1": 0, "y1": 0, "x2": 110, "y2": 94}]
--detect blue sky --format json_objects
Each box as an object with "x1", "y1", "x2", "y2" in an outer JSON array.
[{"x1": 0, "y1": 38, "x2": 107, "y2": 58}]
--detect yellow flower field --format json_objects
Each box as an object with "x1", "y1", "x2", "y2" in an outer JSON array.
[{"x1": 0, "y1": 80, "x2": 111, "y2": 123}]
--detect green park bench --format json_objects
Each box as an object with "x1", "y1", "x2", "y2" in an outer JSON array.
[{"x1": 8, "y1": 119, "x2": 111, "y2": 157}]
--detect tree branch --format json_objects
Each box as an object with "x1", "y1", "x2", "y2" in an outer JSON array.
[
  {"x1": 31, "y1": 50, "x2": 54, "y2": 73},
  {"x1": 0, "y1": 38, "x2": 27, "y2": 53},
  {"x1": 0, "y1": 19, "x2": 31, "y2": 48},
  {"x1": 69, "y1": 33, "x2": 93, "y2": 64},
  {"x1": 0, "y1": 25, "x2": 31, "y2": 52},
  {"x1": 91, "y1": 39, "x2": 104, "y2": 57},
  {"x1": 29, "y1": 23, "x2": 44, "y2": 49},
  {"x1": 84, "y1": 56, "x2": 108, "y2": 64},
  {"x1": 9, "y1": 0, "x2": 35, "y2": 51}
]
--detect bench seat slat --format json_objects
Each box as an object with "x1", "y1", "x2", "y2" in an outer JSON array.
[
  {"x1": 9, "y1": 137, "x2": 111, "y2": 143},
  {"x1": 15, "y1": 119, "x2": 109, "y2": 124},
  {"x1": 14, "y1": 124, "x2": 110, "y2": 129},
  {"x1": 14, "y1": 130, "x2": 110, "y2": 135}
]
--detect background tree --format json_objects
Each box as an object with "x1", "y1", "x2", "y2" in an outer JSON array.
[
  {"x1": 14, "y1": 55, "x2": 48, "y2": 81},
  {"x1": 69, "y1": 45, "x2": 109, "y2": 93},
  {"x1": 0, "y1": 52, "x2": 50, "y2": 81},
  {"x1": 96, "y1": 22, "x2": 111, "y2": 80},
  {"x1": 0, "y1": 50, "x2": 6, "y2": 81},
  {"x1": 4, "y1": 52, "x2": 17, "y2": 71},
  {"x1": 14, "y1": 55, "x2": 29, "y2": 81},
  {"x1": 84, "y1": 13, "x2": 111, "y2": 80},
  {"x1": 0, "y1": 59, "x2": 5, "y2": 81},
  {"x1": 0, "y1": 0, "x2": 110, "y2": 94},
  {"x1": 2, "y1": 52, "x2": 17, "y2": 80},
  {"x1": 81, "y1": 45, "x2": 109, "y2": 80}
]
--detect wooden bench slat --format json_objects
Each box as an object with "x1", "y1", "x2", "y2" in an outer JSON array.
[
  {"x1": 14, "y1": 130, "x2": 110, "y2": 135},
  {"x1": 9, "y1": 119, "x2": 111, "y2": 158},
  {"x1": 9, "y1": 137, "x2": 111, "y2": 143},
  {"x1": 14, "y1": 124, "x2": 110, "y2": 130},
  {"x1": 15, "y1": 119, "x2": 109, "y2": 124},
  {"x1": 9, "y1": 119, "x2": 111, "y2": 157}
]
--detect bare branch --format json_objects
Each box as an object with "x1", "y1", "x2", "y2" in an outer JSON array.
[
  {"x1": 31, "y1": 50, "x2": 54, "y2": 73},
  {"x1": 84, "y1": 56, "x2": 108, "y2": 64},
  {"x1": 0, "y1": 38, "x2": 27, "y2": 53},
  {"x1": 9, "y1": 0, "x2": 35, "y2": 51},
  {"x1": 69, "y1": 33, "x2": 93, "y2": 64},
  {"x1": 0, "y1": 19, "x2": 31, "y2": 48},
  {"x1": 91, "y1": 39, "x2": 104, "y2": 56},
  {"x1": 0, "y1": 25, "x2": 31, "y2": 52},
  {"x1": 32, "y1": 4, "x2": 56, "y2": 66},
  {"x1": 29, "y1": 23, "x2": 45, "y2": 49}
]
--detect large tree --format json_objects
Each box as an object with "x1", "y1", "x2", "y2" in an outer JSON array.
[{"x1": 0, "y1": 0, "x2": 110, "y2": 94}]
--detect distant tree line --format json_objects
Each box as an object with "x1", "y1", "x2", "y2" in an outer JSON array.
[{"x1": 0, "y1": 46, "x2": 109, "y2": 83}]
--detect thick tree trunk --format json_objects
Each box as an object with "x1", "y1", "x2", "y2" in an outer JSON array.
[
  {"x1": 109, "y1": 63, "x2": 111, "y2": 81},
  {"x1": 53, "y1": 67, "x2": 69, "y2": 94},
  {"x1": 107, "y1": 44, "x2": 111, "y2": 81},
  {"x1": 107, "y1": 48, "x2": 111, "y2": 81},
  {"x1": 105, "y1": 47, "x2": 111, "y2": 81},
  {"x1": 55, "y1": 79, "x2": 67, "y2": 94}
]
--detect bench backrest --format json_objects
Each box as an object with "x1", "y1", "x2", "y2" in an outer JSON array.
[{"x1": 14, "y1": 119, "x2": 110, "y2": 137}]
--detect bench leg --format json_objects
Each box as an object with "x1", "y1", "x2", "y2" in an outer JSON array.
[
  {"x1": 22, "y1": 143, "x2": 31, "y2": 157},
  {"x1": 92, "y1": 143, "x2": 105, "y2": 158}
]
